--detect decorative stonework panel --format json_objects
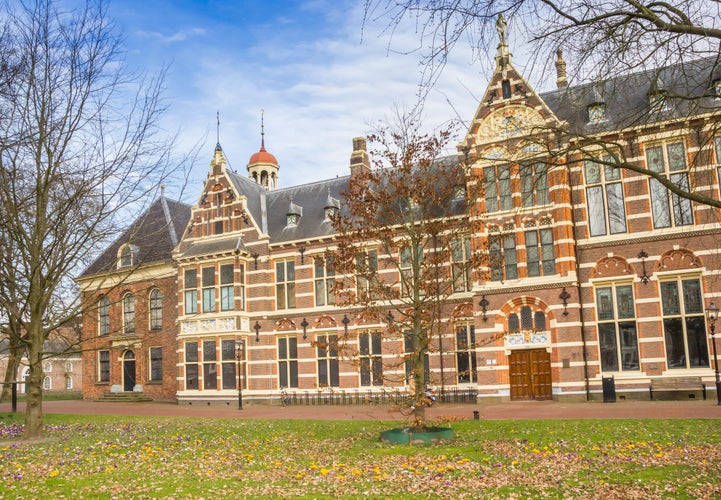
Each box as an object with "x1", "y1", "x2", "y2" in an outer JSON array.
[
  {"x1": 476, "y1": 106, "x2": 546, "y2": 143},
  {"x1": 657, "y1": 248, "x2": 702, "y2": 272},
  {"x1": 505, "y1": 331, "x2": 550, "y2": 348},
  {"x1": 590, "y1": 256, "x2": 634, "y2": 278}
]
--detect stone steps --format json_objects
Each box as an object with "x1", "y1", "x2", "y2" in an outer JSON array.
[{"x1": 96, "y1": 392, "x2": 153, "y2": 403}]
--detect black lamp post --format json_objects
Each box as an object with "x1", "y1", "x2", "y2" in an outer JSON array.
[
  {"x1": 235, "y1": 339, "x2": 245, "y2": 410},
  {"x1": 706, "y1": 302, "x2": 721, "y2": 405}
]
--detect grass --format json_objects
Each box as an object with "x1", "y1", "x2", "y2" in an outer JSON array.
[{"x1": 0, "y1": 412, "x2": 719, "y2": 499}]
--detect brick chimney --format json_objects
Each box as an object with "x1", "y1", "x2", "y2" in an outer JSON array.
[
  {"x1": 350, "y1": 137, "x2": 370, "y2": 176},
  {"x1": 555, "y1": 49, "x2": 568, "y2": 89}
]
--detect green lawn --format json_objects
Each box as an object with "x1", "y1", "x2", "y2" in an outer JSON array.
[{"x1": 0, "y1": 412, "x2": 719, "y2": 499}]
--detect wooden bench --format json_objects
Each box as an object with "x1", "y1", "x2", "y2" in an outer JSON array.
[{"x1": 649, "y1": 377, "x2": 706, "y2": 400}]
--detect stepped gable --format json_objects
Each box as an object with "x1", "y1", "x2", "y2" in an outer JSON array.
[
  {"x1": 81, "y1": 197, "x2": 191, "y2": 277},
  {"x1": 540, "y1": 56, "x2": 721, "y2": 133}
]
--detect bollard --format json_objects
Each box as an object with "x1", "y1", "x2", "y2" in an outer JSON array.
[{"x1": 473, "y1": 410, "x2": 480, "y2": 420}]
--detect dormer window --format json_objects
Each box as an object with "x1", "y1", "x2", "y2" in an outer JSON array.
[
  {"x1": 286, "y1": 200, "x2": 302, "y2": 227},
  {"x1": 324, "y1": 206, "x2": 338, "y2": 220},
  {"x1": 118, "y1": 244, "x2": 138, "y2": 269},
  {"x1": 647, "y1": 76, "x2": 668, "y2": 112},
  {"x1": 714, "y1": 79, "x2": 721, "y2": 97}
]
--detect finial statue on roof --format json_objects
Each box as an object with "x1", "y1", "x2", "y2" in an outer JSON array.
[{"x1": 496, "y1": 14, "x2": 507, "y2": 46}]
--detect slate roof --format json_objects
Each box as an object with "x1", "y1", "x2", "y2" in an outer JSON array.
[
  {"x1": 540, "y1": 56, "x2": 721, "y2": 134},
  {"x1": 80, "y1": 196, "x2": 191, "y2": 277},
  {"x1": 264, "y1": 176, "x2": 350, "y2": 243}
]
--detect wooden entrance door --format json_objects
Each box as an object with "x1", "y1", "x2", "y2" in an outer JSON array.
[
  {"x1": 123, "y1": 351, "x2": 136, "y2": 391},
  {"x1": 509, "y1": 349, "x2": 552, "y2": 401}
]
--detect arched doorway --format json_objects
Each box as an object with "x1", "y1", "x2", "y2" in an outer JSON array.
[{"x1": 123, "y1": 351, "x2": 136, "y2": 391}]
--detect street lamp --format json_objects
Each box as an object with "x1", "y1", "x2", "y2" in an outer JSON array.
[
  {"x1": 706, "y1": 302, "x2": 721, "y2": 405},
  {"x1": 235, "y1": 338, "x2": 245, "y2": 410}
]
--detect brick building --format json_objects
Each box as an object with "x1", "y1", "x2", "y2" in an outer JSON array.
[{"x1": 78, "y1": 34, "x2": 721, "y2": 404}]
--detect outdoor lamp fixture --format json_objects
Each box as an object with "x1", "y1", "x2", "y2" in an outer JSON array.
[
  {"x1": 300, "y1": 317, "x2": 309, "y2": 340},
  {"x1": 559, "y1": 288, "x2": 571, "y2": 316},
  {"x1": 386, "y1": 311, "x2": 394, "y2": 325},
  {"x1": 706, "y1": 302, "x2": 721, "y2": 405},
  {"x1": 479, "y1": 296, "x2": 489, "y2": 322},
  {"x1": 253, "y1": 321, "x2": 261, "y2": 342},
  {"x1": 342, "y1": 314, "x2": 350, "y2": 335},
  {"x1": 637, "y1": 250, "x2": 650, "y2": 285},
  {"x1": 235, "y1": 339, "x2": 245, "y2": 410}
]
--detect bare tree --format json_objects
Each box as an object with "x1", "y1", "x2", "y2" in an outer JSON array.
[
  {"x1": 0, "y1": 0, "x2": 188, "y2": 438},
  {"x1": 330, "y1": 111, "x2": 489, "y2": 427},
  {"x1": 364, "y1": 0, "x2": 721, "y2": 208}
]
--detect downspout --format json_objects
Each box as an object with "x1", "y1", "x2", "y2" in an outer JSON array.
[{"x1": 565, "y1": 158, "x2": 591, "y2": 401}]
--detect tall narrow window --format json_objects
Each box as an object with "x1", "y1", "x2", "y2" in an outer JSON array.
[
  {"x1": 122, "y1": 293, "x2": 135, "y2": 334},
  {"x1": 484, "y1": 165, "x2": 512, "y2": 212},
  {"x1": 317, "y1": 334, "x2": 339, "y2": 387},
  {"x1": 596, "y1": 284, "x2": 639, "y2": 372},
  {"x1": 275, "y1": 259, "x2": 296, "y2": 309},
  {"x1": 585, "y1": 157, "x2": 627, "y2": 236},
  {"x1": 489, "y1": 232, "x2": 517, "y2": 281},
  {"x1": 98, "y1": 296, "x2": 110, "y2": 336},
  {"x1": 399, "y1": 245, "x2": 413, "y2": 298},
  {"x1": 455, "y1": 324, "x2": 477, "y2": 383},
  {"x1": 525, "y1": 228, "x2": 555, "y2": 277},
  {"x1": 220, "y1": 263, "x2": 234, "y2": 311},
  {"x1": 356, "y1": 249, "x2": 378, "y2": 300},
  {"x1": 503, "y1": 233, "x2": 517, "y2": 280},
  {"x1": 149, "y1": 347, "x2": 163, "y2": 381},
  {"x1": 203, "y1": 340, "x2": 217, "y2": 390},
  {"x1": 314, "y1": 256, "x2": 335, "y2": 306},
  {"x1": 660, "y1": 277, "x2": 708, "y2": 369},
  {"x1": 98, "y1": 350, "x2": 110, "y2": 382},
  {"x1": 221, "y1": 339, "x2": 236, "y2": 390},
  {"x1": 359, "y1": 332, "x2": 383, "y2": 386},
  {"x1": 646, "y1": 142, "x2": 693, "y2": 228},
  {"x1": 278, "y1": 336, "x2": 298, "y2": 388},
  {"x1": 149, "y1": 289, "x2": 163, "y2": 330},
  {"x1": 184, "y1": 269, "x2": 198, "y2": 315},
  {"x1": 202, "y1": 267, "x2": 216, "y2": 313},
  {"x1": 185, "y1": 342, "x2": 198, "y2": 390},
  {"x1": 451, "y1": 237, "x2": 473, "y2": 292},
  {"x1": 520, "y1": 161, "x2": 549, "y2": 207}
]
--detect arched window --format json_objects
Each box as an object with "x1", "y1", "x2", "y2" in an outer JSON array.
[
  {"x1": 118, "y1": 244, "x2": 138, "y2": 268},
  {"x1": 99, "y1": 296, "x2": 110, "y2": 336},
  {"x1": 44, "y1": 362, "x2": 52, "y2": 372},
  {"x1": 43, "y1": 376, "x2": 51, "y2": 390},
  {"x1": 508, "y1": 307, "x2": 547, "y2": 333},
  {"x1": 65, "y1": 362, "x2": 72, "y2": 372},
  {"x1": 66, "y1": 376, "x2": 73, "y2": 390},
  {"x1": 149, "y1": 289, "x2": 163, "y2": 330},
  {"x1": 123, "y1": 293, "x2": 135, "y2": 334}
]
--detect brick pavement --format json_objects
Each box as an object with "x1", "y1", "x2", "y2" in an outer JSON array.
[{"x1": 2, "y1": 398, "x2": 719, "y2": 421}]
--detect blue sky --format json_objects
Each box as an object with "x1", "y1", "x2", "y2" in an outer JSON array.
[{"x1": 108, "y1": 0, "x2": 507, "y2": 200}]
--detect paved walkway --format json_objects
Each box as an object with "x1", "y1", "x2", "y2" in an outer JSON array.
[{"x1": 2, "y1": 398, "x2": 720, "y2": 421}]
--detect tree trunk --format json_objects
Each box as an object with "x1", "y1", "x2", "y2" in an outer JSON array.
[
  {"x1": 1, "y1": 342, "x2": 23, "y2": 402},
  {"x1": 23, "y1": 327, "x2": 44, "y2": 439}
]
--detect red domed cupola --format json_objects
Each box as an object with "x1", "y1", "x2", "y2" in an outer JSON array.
[{"x1": 247, "y1": 109, "x2": 279, "y2": 190}]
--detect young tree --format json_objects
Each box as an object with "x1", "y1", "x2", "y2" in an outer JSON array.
[
  {"x1": 331, "y1": 113, "x2": 485, "y2": 427},
  {"x1": 364, "y1": 0, "x2": 721, "y2": 208},
  {"x1": 0, "y1": 0, "x2": 187, "y2": 438}
]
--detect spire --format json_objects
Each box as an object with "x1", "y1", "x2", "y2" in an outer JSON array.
[
  {"x1": 260, "y1": 108, "x2": 266, "y2": 151},
  {"x1": 215, "y1": 110, "x2": 221, "y2": 151},
  {"x1": 495, "y1": 14, "x2": 512, "y2": 69},
  {"x1": 555, "y1": 49, "x2": 568, "y2": 89}
]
